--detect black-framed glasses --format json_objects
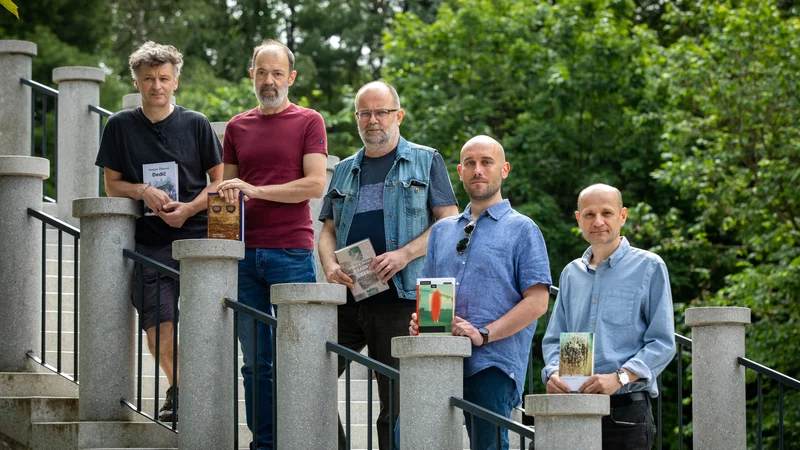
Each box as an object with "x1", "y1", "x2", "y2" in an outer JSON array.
[
  {"x1": 456, "y1": 220, "x2": 477, "y2": 254},
  {"x1": 355, "y1": 109, "x2": 400, "y2": 122}
]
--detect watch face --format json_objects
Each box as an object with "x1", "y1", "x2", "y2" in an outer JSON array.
[{"x1": 479, "y1": 328, "x2": 489, "y2": 336}]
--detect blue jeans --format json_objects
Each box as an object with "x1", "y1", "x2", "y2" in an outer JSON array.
[
  {"x1": 237, "y1": 248, "x2": 315, "y2": 450},
  {"x1": 393, "y1": 366, "x2": 517, "y2": 450},
  {"x1": 463, "y1": 367, "x2": 518, "y2": 450}
]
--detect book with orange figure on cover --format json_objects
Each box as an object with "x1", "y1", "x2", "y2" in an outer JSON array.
[{"x1": 416, "y1": 278, "x2": 456, "y2": 334}]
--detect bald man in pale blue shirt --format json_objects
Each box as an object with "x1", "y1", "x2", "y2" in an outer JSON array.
[{"x1": 542, "y1": 184, "x2": 675, "y2": 450}]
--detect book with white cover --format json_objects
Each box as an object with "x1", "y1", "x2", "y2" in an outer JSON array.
[
  {"x1": 334, "y1": 238, "x2": 389, "y2": 301},
  {"x1": 142, "y1": 161, "x2": 179, "y2": 216}
]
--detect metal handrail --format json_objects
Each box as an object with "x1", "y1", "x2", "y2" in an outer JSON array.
[
  {"x1": 122, "y1": 248, "x2": 180, "y2": 280},
  {"x1": 222, "y1": 296, "x2": 278, "y2": 450},
  {"x1": 88, "y1": 104, "x2": 112, "y2": 117},
  {"x1": 738, "y1": 357, "x2": 800, "y2": 390},
  {"x1": 326, "y1": 342, "x2": 399, "y2": 380},
  {"x1": 121, "y1": 248, "x2": 180, "y2": 432},
  {"x1": 20, "y1": 78, "x2": 59, "y2": 97},
  {"x1": 450, "y1": 396, "x2": 534, "y2": 449},
  {"x1": 25, "y1": 208, "x2": 79, "y2": 384},
  {"x1": 27, "y1": 208, "x2": 80, "y2": 237}
]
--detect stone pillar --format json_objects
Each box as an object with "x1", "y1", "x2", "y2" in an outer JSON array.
[
  {"x1": 0, "y1": 41, "x2": 37, "y2": 156},
  {"x1": 72, "y1": 197, "x2": 138, "y2": 420},
  {"x1": 685, "y1": 307, "x2": 751, "y2": 450},
  {"x1": 525, "y1": 394, "x2": 609, "y2": 450},
  {"x1": 0, "y1": 156, "x2": 49, "y2": 370},
  {"x1": 392, "y1": 336, "x2": 472, "y2": 450},
  {"x1": 173, "y1": 239, "x2": 244, "y2": 449},
  {"x1": 54, "y1": 67, "x2": 105, "y2": 225},
  {"x1": 271, "y1": 283, "x2": 347, "y2": 449},
  {"x1": 310, "y1": 155, "x2": 339, "y2": 282}
]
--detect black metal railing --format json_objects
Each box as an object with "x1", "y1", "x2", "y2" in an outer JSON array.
[
  {"x1": 223, "y1": 297, "x2": 278, "y2": 450},
  {"x1": 451, "y1": 396, "x2": 535, "y2": 449},
  {"x1": 738, "y1": 357, "x2": 800, "y2": 450},
  {"x1": 88, "y1": 104, "x2": 112, "y2": 195},
  {"x1": 120, "y1": 248, "x2": 180, "y2": 432},
  {"x1": 25, "y1": 208, "x2": 79, "y2": 383},
  {"x1": 326, "y1": 341, "x2": 400, "y2": 450},
  {"x1": 20, "y1": 78, "x2": 58, "y2": 202}
]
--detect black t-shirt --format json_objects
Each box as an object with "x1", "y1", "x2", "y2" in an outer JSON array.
[
  {"x1": 320, "y1": 149, "x2": 457, "y2": 305},
  {"x1": 95, "y1": 106, "x2": 222, "y2": 245}
]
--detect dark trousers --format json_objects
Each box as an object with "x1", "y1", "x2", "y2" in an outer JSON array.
[
  {"x1": 337, "y1": 301, "x2": 415, "y2": 450},
  {"x1": 602, "y1": 392, "x2": 656, "y2": 450}
]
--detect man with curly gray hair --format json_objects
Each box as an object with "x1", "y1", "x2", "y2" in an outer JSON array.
[{"x1": 95, "y1": 41, "x2": 223, "y2": 424}]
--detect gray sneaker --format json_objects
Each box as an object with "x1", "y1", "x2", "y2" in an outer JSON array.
[{"x1": 159, "y1": 386, "x2": 178, "y2": 422}]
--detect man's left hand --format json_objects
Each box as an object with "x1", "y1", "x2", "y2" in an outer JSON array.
[
  {"x1": 370, "y1": 249, "x2": 410, "y2": 282},
  {"x1": 159, "y1": 201, "x2": 192, "y2": 228},
  {"x1": 578, "y1": 373, "x2": 621, "y2": 395},
  {"x1": 451, "y1": 316, "x2": 483, "y2": 346}
]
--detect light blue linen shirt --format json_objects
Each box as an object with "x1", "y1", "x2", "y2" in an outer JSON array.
[
  {"x1": 541, "y1": 237, "x2": 675, "y2": 397},
  {"x1": 422, "y1": 200, "x2": 552, "y2": 402}
]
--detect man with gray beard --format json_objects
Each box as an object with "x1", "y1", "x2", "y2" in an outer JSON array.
[
  {"x1": 318, "y1": 81, "x2": 459, "y2": 449},
  {"x1": 218, "y1": 39, "x2": 328, "y2": 450}
]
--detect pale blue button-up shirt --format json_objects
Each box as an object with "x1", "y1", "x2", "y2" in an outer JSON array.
[
  {"x1": 541, "y1": 237, "x2": 675, "y2": 397},
  {"x1": 422, "y1": 200, "x2": 552, "y2": 401}
]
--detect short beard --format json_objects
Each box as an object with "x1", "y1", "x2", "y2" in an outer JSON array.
[
  {"x1": 255, "y1": 83, "x2": 288, "y2": 110},
  {"x1": 359, "y1": 124, "x2": 398, "y2": 147}
]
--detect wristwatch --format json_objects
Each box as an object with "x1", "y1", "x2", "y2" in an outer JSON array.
[
  {"x1": 478, "y1": 327, "x2": 490, "y2": 346},
  {"x1": 616, "y1": 369, "x2": 630, "y2": 387}
]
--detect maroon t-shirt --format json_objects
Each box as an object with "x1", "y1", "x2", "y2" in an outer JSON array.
[{"x1": 223, "y1": 104, "x2": 328, "y2": 249}]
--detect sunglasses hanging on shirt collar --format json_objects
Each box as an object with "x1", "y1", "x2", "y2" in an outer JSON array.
[{"x1": 456, "y1": 220, "x2": 477, "y2": 254}]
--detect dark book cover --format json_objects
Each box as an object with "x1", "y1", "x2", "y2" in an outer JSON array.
[
  {"x1": 207, "y1": 192, "x2": 244, "y2": 241},
  {"x1": 416, "y1": 278, "x2": 455, "y2": 334}
]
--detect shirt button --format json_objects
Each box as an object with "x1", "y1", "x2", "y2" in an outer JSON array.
[
  {"x1": 592, "y1": 299, "x2": 597, "y2": 303},
  {"x1": 596, "y1": 274, "x2": 601, "y2": 279},
  {"x1": 456, "y1": 282, "x2": 460, "y2": 286},
  {"x1": 590, "y1": 323, "x2": 594, "y2": 328},
  {"x1": 461, "y1": 261, "x2": 465, "y2": 265},
  {"x1": 387, "y1": 213, "x2": 394, "y2": 217}
]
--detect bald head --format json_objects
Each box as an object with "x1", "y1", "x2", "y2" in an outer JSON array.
[
  {"x1": 354, "y1": 81, "x2": 401, "y2": 110},
  {"x1": 577, "y1": 184, "x2": 623, "y2": 211},
  {"x1": 460, "y1": 135, "x2": 505, "y2": 163}
]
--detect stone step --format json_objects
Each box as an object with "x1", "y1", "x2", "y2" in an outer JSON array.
[
  {"x1": 0, "y1": 372, "x2": 78, "y2": 397},
  {"x1": 29, "y1": 421, "x2": 177, "y2": 450},
  {"x1": 45, "y1": 258, "x2": 77, "y2": 275},
  {"x1": 0, "y1": 396, "x2": 79, "y2": 448},
  {"x1": 45, "y1": 243, "x2": 77, "y2": 260}
]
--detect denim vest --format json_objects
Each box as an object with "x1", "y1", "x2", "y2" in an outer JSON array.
[{"x1": 326, "y1": 137, "x2": 436, "y2": 299}]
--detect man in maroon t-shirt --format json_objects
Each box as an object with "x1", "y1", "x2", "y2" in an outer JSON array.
[{"x1": 217, "y1": 39, "x2": 327, "y2": 450}]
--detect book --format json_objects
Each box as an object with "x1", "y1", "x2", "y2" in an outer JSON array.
[
  {"x1": 416, "y1": 278, "x2": 456, "y2": 334},
  {"x1": 334, "y1": 239, "x2": 389, "y2": 301},
  {"x1": 559, "y1": 332, "x2": 595, "y2": 392},
  {"x1": 207, "y1": 192, "x2": 244, "y2": 241},
  {"x1": 142, "y1": 161, "x2": 179, "y2": 216}
]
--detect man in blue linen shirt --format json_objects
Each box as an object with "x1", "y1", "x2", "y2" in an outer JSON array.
[
  {"x1": 542, "y1": 183, "x2": 675, "y2": 449},
  {"x1": 411, "y1": 135, "x2": 552, "y2": 450}
]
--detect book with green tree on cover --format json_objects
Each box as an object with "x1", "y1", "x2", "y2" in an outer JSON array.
[
  {"x1": 416, "y1": 278, "x2": 455, "y2": 334},
  {"x1": 559, "y1": 332, "x2": 595, "y2": 392},
  {"x1": 334, "y1": 238, "x2": 389, "y2": 301}
]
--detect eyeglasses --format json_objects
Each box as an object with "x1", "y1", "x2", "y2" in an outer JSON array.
[
  {"x1": 456, "y1": 220, "x2": 477, "y2": 254},
  {"x1": 355, "y1": 109, "x2": 399, "y2": 122}
]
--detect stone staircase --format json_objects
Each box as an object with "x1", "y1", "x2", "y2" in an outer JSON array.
[{"x1": 1, "y1": 223, "x2": 531, "y2": 449}]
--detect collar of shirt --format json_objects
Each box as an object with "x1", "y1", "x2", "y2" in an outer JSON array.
[
  {"x1": 461, "y1": 199, "x2": 513, "y2": 222},
  {"x1": 580, "y1": 236, "x2": 631, "y2": 269}
]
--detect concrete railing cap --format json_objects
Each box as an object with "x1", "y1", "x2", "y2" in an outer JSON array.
[
  {"x1": 685, "y1": 306, "x2": 751, "y2": 327},
  {"x1": 173, "y1": 239, "x2": 244, "y2": 261},
  {"x1": 53, "y1": 66, "x2": 105, "y2": 84},
  {"x1": 73, "y1": 197, "x2": 139, "y2": 218},
  {"x1": 391, "y1": 335, "x2": 472, "y2": 359},
  {"x1": 0, "y1": 156, "x2": 49, "y2": 178},
  {"x1": 270, "y1": 283, "x2": 347, "y2": 305},
  {"x1": 525, "y1": 394, "x2": 610, "y2": 417},
  {"x1": 0, "y1": 40, "x2": 37, "y2": 56},
  {"x1": 327, "y1": 155, "x2": 340, "y2": 170}
]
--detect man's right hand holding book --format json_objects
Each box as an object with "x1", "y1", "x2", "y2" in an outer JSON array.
[{"x1": 324, "y1": 263, "x2": 354, "y2": 290}]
